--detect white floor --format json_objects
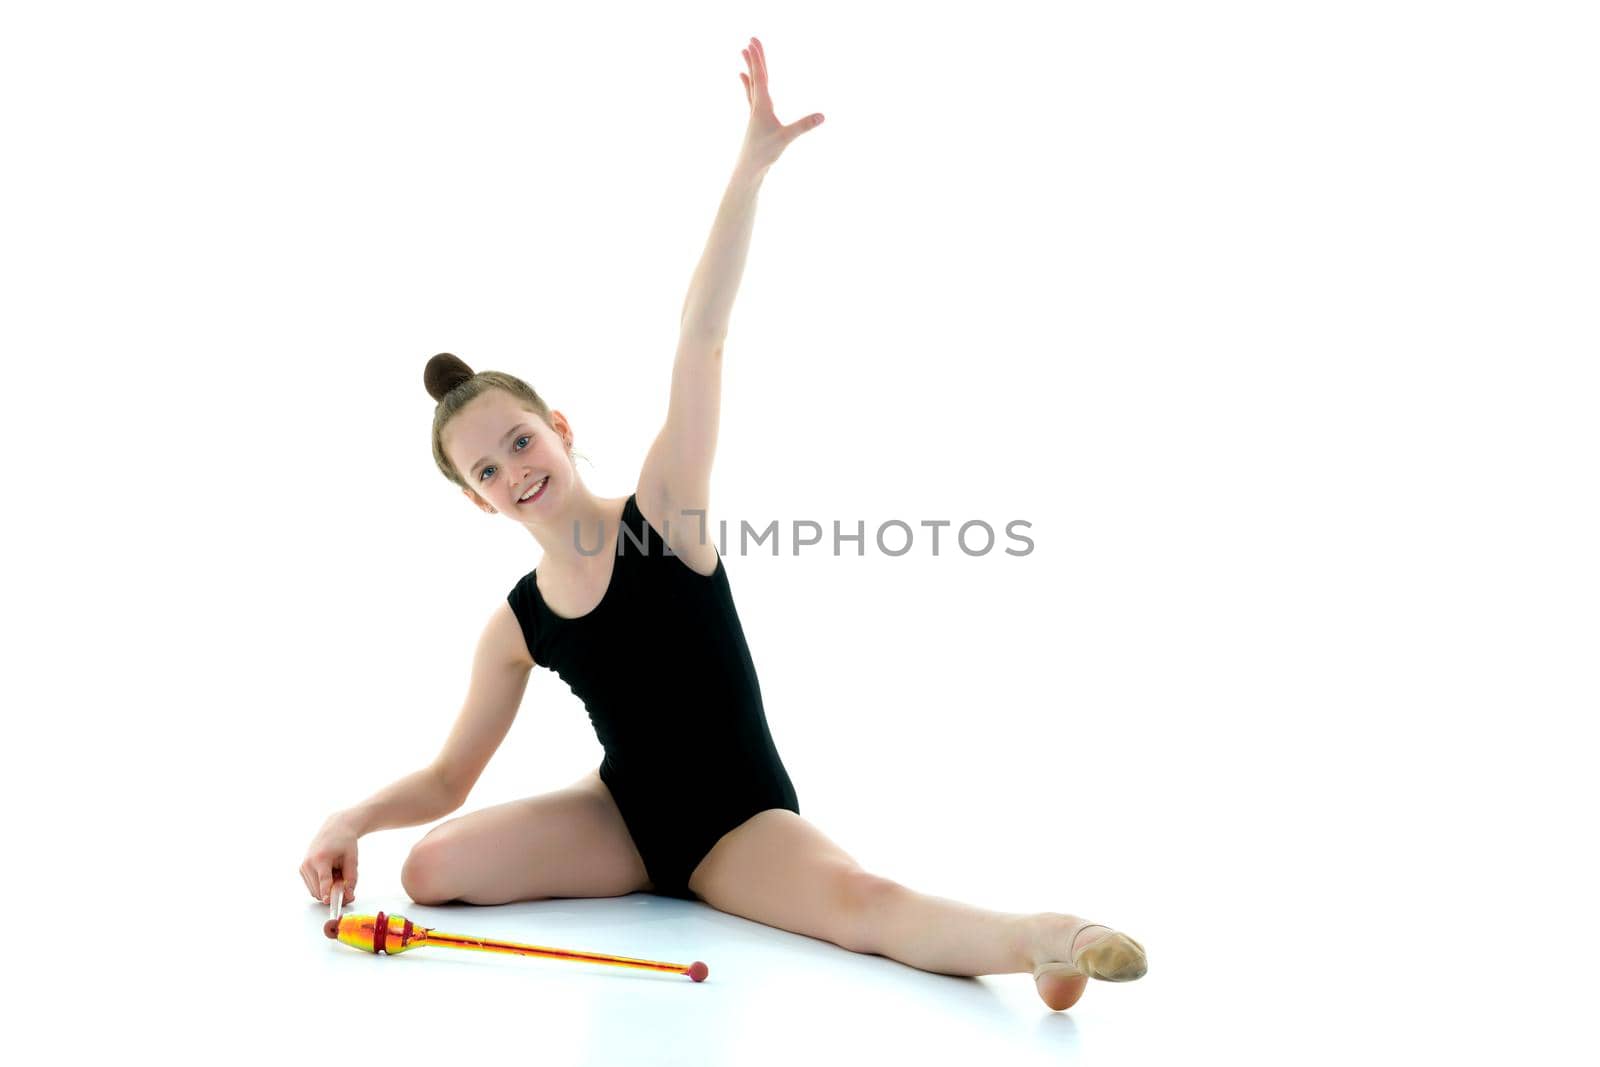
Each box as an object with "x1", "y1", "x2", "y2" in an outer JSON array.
[
  {"x1": 127, "y1": 879, "x2": 1164, "y2": 1066},
  {"x1": 294, "y1": 889, "x2": 1129, "y2": 1066},
  {"x1": 38, "y1": 862, "x2": 1585, "y2": 1067}
]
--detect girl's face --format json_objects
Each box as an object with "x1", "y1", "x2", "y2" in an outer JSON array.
[{"x1": 446, "y1": 390, "x2": 571, "y2": 516}]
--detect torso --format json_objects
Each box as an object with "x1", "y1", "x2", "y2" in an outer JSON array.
[
  {"x1": 504, "y1": 489, "x2": 798, "y2": 901},
  {"x1": 532, "y1": 493, "x2": 718, "y2": 620}
]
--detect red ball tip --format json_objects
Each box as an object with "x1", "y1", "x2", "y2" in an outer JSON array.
[
  {"x1": 324, "y1": 918, "x2": 340, "y2": 940},
  {"x1": 687, "y1": 961, "x2": 708, "y2": 982}
]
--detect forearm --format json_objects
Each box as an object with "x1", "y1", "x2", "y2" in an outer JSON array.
[
  {"x1": 679, "y1": 162, "x2": 768, "y2": 340},
  {"x1": 335, "y1": 765, "x2": 462, "y2": 837}
]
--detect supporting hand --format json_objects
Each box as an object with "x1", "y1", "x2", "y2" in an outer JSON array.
[{"x1": 736, "y1": 37, "x2": 824, "y2": 173}]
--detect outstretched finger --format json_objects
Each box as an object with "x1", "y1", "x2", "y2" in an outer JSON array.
[
  {"x1": 751, "y1": 37, "x2": 767, "y2": 85},
  {"x1": 788, "y1": 114, "x2": 825, "y2": 139},
  {"x1": 742, "y1": 47, "x2": 766, "y2": 101}
]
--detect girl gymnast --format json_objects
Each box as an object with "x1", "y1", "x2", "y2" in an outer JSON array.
[{"x1": 299, "y1": 36, "x2": 1146, "y2": 1012}]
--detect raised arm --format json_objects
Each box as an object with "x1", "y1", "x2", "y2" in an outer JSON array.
[{"x1": 638, "y1": 37, "x2": 824, "y2": 527}]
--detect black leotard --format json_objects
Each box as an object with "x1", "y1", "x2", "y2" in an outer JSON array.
[{"x1": 506, "y1": 493, "x2": 799, "y2": 900}]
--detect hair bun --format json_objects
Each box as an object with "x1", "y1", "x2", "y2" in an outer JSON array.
[{"x1": 424, "y1": 352, "x2": 475, "y2": 402}]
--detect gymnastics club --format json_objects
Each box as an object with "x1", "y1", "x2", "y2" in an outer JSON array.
[{"x1": 323, "y1": 905, "x2": 709, "y2": 982}]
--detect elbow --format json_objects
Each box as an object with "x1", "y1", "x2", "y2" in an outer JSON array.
[
  {"x1": 675, "y1": 331, "x2": 726, "y2": 363},
  {"x1": 430, "y1": 762, "x2": 470, "y2": 811}
]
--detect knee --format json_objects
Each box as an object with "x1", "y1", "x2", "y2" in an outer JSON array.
[
  {"x1": 400, "y1": 832, "x2": 455, "y2": 905},
  {"x1": 836, "y1": 870, "x2": 904, "y2": 954}
]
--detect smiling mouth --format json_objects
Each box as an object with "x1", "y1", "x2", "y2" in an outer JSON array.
[{"x1": 518, "y1": 476, "x2": 550, "y2": 504}]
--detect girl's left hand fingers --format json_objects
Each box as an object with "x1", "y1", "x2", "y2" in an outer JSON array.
[
  {"x1": 751, "y1": 37, "x2": 766, "y2": 83},
  {"x1": 744, "y1": 39, "x2": 767, "y2": 96}
]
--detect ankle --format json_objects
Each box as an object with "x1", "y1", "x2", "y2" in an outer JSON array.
[{"x1": 1026, "y1": 912, "x2": 1086, "y2": 970}]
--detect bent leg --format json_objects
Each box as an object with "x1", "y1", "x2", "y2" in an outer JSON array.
[{"x1": 401, "y1": 768, "x2": 654, "y2": 905}]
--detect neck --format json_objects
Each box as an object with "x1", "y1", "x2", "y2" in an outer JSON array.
[{"x1": 524, "y1": 480, "x2": 621, "y2": 571}]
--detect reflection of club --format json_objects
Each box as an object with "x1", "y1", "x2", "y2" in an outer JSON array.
[{"x1": 324, "y1": 912, "x2": 709, "y2": 982}]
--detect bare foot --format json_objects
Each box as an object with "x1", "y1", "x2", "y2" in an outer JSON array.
[{"x1": 1031, "y1": 916, "x2": 1148, "y2": 1011}]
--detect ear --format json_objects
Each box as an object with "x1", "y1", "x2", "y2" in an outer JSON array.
[
  {"x1": 461, "y1": 486, "x2": 496, "y2": 514},
  {"x1": 548, "y1": 409, "x2": 574, "y2": 449}
]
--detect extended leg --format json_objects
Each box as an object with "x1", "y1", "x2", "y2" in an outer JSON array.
[
  {"x1": 691, "y1": 809, "x2": 1152, "y2": 1011},
  {"x1": 686, "y1": 810, "x2": 1142, "y2": 1010}
]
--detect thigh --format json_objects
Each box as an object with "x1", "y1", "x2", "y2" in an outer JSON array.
[
  {"x1": 686, "y1": 809, "x2": 883, "y2": 951},
  {"x1": 401, "y1": 768, "x2": 655, "y2": 905}
]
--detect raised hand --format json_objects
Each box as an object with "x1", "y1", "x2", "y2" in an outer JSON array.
[{"x1": 737, "y1": 36, "x2": 824, "y2": 172}]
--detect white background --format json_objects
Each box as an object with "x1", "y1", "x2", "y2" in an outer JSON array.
[{"x1": 4, "y1": 1, "x2": 1595, "y2": 1063}]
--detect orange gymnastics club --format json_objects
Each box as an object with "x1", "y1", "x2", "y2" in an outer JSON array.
[{"x1": 324, "y1": 911, "x2": 710, "y2": 982}]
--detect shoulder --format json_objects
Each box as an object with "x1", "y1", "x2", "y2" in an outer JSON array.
[{"x1": 633, "y1": 489, "x2": 719, "y2": 577}]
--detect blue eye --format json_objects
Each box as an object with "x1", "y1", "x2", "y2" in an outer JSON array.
[{"x1": 480, "y1": 436, "x2": 532, "y2": 482}]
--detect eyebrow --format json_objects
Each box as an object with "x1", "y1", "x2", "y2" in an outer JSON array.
[{"x1": 469, "y1": 424, "x2": 530, "y2": 478}]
